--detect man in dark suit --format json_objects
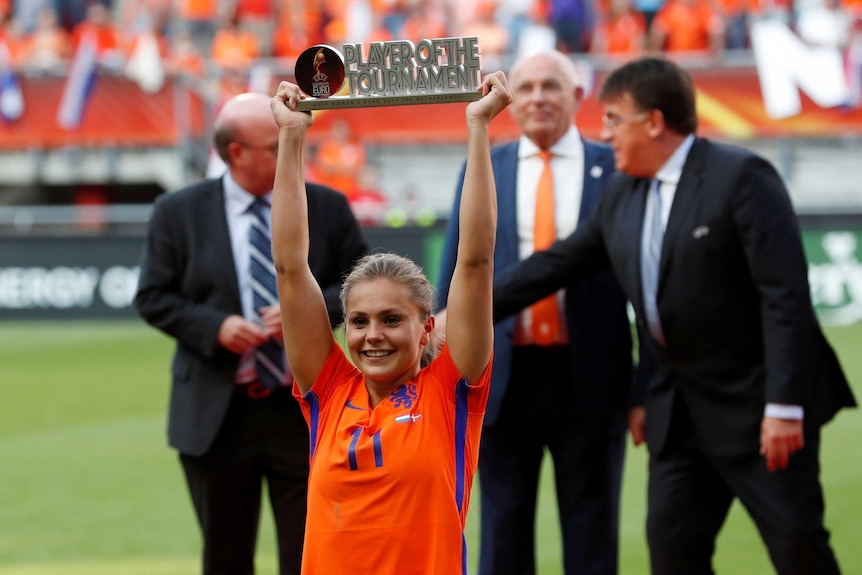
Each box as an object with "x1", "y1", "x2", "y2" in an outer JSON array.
[
  {"x1": 134, "y1": 92, "x2": 368, "y2": 575},
  {"x1": 438, "y1": 50, "x2": 650, "y2": 575},
  {"x1": 492, "y1": 56, "x2": 856, "y2": 574}
]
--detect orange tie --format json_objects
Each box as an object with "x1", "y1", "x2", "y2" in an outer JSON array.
[{"x1": 530, "y1": 150, "x2": 561, "y2": 345}]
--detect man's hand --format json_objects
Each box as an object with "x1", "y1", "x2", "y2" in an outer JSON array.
[
  {"x1": 217, "y1": 315, "x2": 268, "y2": 353},
  {"x1": 259, "y1": 305, "x2": 283, "y2": 341},
  {"x1": 760, "y1": 416, "x2": 804, "y2": 472},
  {"x1": 628, "y1": 406, "x2": 646, "y2": 447}
]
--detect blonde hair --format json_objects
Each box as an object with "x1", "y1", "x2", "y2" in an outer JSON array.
[{"x1": 340, "y1": 252, "x2": 439, "y2": 367}]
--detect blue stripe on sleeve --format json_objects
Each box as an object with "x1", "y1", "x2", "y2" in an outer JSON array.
[
  {"x1": 454, "y1": 376, "x2": 469, "y2": 512},
  {"x1": 306, "y1": 390, "x2": 320, "y2": 460}
]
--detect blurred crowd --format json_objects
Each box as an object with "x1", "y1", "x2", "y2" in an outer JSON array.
[
  {"x1": 1, "y1": 0, "x2": 861, "y2": 224},
  {"x1": 1, "y1": 0, "x2": 861, "y2": 79}
]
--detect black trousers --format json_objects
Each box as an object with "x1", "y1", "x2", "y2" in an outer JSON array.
[
  {"x1": 478, "y1": 345, "x2": 626, "y2": 575},
  {"x1": 180, "y1": 385, "x2": 309, "y2": 575},
  {"x1": 647, "y1": 398, "x2": 841, "y2": 575}
]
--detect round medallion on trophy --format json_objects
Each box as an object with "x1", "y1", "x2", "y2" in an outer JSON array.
[{"x1": 295, "y1": 45, "x2": 346, "y2": 99}]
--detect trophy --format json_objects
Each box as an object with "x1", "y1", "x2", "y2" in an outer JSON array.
[{"x1": 293, "y1": 37, "x2": 484, "y2": 111}]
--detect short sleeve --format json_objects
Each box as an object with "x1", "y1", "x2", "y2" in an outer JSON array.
[
  {"x1": 292, "y1": 340, "x2": 360, "y2": 407},
  {"x1": 426, "y1": 342, "x2": 492, "y2": 415}
]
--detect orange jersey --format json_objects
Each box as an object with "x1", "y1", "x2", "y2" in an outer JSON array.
[
  {"x1": 599, "y1": 11, "x2": 647, "y2": 54},
  {"x1": 293, "y1": 342, "x2": 491, "y2": 575},
  {"x1": 71, "y1": 23, "x2": 119, "y2": 55},
  {"x1": 177, "y1": 0, "x2": 217, "y2": 20},
  {"x1": 844, "y1": 0, "x2": 862, "y2": 16},
  {"x1": 652, "y1": 0, "x2": 724, "y2": 52},
  {"x1": 235, "y1": 0, "x2": 273, "y2": 18},
  {"x1": 313, "y1": 140, "x2": 366, "y2": 195},
  {"x1": 210, "y1": 28, "x2": 260, "y2": 68}
]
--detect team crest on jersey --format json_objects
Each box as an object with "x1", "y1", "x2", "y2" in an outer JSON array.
[{"x1": 389, "y1": 383, "x2": 417, "y2": 409}]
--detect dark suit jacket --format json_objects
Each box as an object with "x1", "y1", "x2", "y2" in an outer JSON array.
[
  {"x1": 493, "y1": 138, "x2": 856, "y2": 457},
  {"x1": 438, "y1": 139, "x2": 647, "y2": 433},
  {"x1": 134, "y1": 177, "x2": 368, "y2": 456}
]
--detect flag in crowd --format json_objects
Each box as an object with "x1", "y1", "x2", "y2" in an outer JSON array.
[
  {"x1": 0, "y1": 41, "x2": 23, "y2": 123},
  {"x1": 57, "y1": 33, "x2": 99, "y2": 130},
  {"x1": 125, "y1": 31, "x2": 165, "y2": 94}
]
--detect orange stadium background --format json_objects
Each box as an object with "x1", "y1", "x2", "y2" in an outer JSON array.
[{"x1": 2, "y1": 66, "x2": 862, "y2": 151}]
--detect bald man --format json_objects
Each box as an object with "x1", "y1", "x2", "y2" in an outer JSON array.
[{"x1": 134, "y1": 93, "x2": 368, "y2": 575}]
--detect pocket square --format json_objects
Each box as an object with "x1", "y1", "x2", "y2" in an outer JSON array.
[
  {"x1": 692, "y1": 225, "x2": 709, "y2": 239},
  {"x1": 590, "y1": 166, "x2": 603, "y2": 178}
]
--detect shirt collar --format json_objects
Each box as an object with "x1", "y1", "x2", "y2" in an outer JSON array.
[
  {"x1": 518, "y1": 125, "x2": 582, "y2": 159},
  {"x1": 655, "y1": 134, "x2": 696, "y2": 186},
  {"x1": 223, "y1": 171, "x2": 273, "y2": 216}
]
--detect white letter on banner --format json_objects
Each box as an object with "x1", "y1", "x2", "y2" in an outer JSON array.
[{"x1": 751, "y1": 19, "x2": 849, "y2": 119}]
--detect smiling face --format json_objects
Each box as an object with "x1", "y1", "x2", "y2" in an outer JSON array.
[
  {"x1": 509, "y1": 51, "x2": 582, "y2": 150},
  {"x1": 344, "y1": 278, "x2": 433, "y2": 392}
]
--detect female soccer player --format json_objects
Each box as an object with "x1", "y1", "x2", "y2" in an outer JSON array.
[{"x1": 269, "y1": 71, "x2": 510, "y2": 574}]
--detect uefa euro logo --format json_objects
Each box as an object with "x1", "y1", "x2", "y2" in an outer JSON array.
[{"x1": 311, "y1": 48, "x2": 331, "y2": 97}]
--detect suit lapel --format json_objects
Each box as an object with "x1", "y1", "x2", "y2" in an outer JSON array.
[
  {"x1": 627, "y1": 177, "x2": 651, "y2": 318},
  {"x1": 204, "y1": 178, "x2": 243, "y2": 312},
  {"x1": 658, "y1": 139, "x2": 707, "y2": 287},
  {"x1": 494, "y1": 143, "x2": 520, "y2": 266},
  {"x1": 580, "y1": 141, "x2": 602, "y2": 223}
]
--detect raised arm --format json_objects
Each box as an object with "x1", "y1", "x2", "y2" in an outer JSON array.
[
  {"x1": 445, "y1": 71, "x2": 511, "y2": 384},
  {"x1": 269, "y1": 82, "x2": 335, "y2": 394}
]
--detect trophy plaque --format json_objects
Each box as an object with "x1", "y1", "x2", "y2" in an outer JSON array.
[{"x1": 293, "y1": 37, "x2": 484, "y2": 111}]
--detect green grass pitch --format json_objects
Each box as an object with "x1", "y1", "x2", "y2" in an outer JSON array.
[{"x1": 1, "y1": 320, "x2": 859, "y2": 574}]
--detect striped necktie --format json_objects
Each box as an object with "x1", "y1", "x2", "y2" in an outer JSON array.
[{"x1": 248, "y1": 198, "x2": 286, "y2": 389}]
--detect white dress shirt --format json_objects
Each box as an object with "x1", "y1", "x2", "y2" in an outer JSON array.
[
  {"x1": 514, "y1": 127, "x2": 584, "y2": 344},
  {"x1": 223, "y1": 174, "x2": 287, "y2": 385}
]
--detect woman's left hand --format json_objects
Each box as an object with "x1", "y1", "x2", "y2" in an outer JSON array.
[{"x1": 271, "y1": 81, "x2": 314, "y2": 132}]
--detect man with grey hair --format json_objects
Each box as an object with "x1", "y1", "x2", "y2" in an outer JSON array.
[
  {"x1": 438, "y1": 50, "x2": 652, "y2": 575},
  {"x1": 135, "y1": 92, "x2": 368, "y2": 575}
]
